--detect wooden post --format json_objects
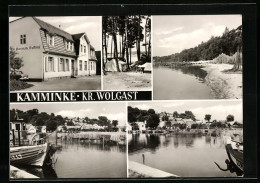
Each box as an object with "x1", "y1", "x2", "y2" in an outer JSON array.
[
  {"x1": 55, "y1": 130, "x2": 57, "y2": 146},
  {"x1": 18, "y1": 129, "x2": 21, "y2": 146},
  {"x1": 12, "y1": 129, "x2": 15, "y2": 146}
]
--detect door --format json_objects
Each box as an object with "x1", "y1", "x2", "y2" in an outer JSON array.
[{"x1": 71, "y1": 60, "x2": 75, "y2": 77}]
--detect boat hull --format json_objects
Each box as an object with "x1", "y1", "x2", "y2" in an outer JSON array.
[
  {"x1": 225, "y1": 143, "x2": 243, "y2": 172},
  {"x1": 10, "y1": 143, "x2": 49, "y2": 167}
]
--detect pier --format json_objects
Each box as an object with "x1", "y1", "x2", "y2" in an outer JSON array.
[
  {"x1": 10, "y1": 165, "x2": 39, "y2": 179},
  {"x1": 48, "y1": 132, "x2": 126, "y2": 145},
  {"x1": 128, "y1": 161, "x2": 179, "y2": 178}
]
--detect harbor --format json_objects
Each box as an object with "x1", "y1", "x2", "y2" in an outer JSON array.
[
  {"x1": 128, "y1": 101, "x2": 243, "y2": 178},
  {"x1": 9, "y1": 102, "x2": 127, "y2": 178},
  {"x1": 128, "y1": 129, "x2": 243, "y2": 177}
]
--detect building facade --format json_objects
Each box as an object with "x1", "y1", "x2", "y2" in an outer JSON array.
[{"x1": 9, "y1": 17, "x2": 97, "y2": 81}]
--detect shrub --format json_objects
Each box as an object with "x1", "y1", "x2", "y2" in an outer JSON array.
[{"x1": 10, "y1": 79, "x2": 33, "y2": 91}]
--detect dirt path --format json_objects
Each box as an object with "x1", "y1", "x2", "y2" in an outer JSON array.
[
  {"x1": 103, "y1": 72, "x2": 151, "y2": 90},
  {"x1": 21, "y1": 76, "x2": 101, "y2": 91}
]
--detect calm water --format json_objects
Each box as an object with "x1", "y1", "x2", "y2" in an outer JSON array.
[
  {"x1": 128, "y1": 133, "x2": 239, "y2": 177},
  {"x1": 17, "y1": 140, "x2": 127, "y2": 178},
  {"x1": 153, "y1": 65, "x2": 213, "y2": 99}
]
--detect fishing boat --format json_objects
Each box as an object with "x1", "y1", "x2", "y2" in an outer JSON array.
[
  {"x1": 10, "y1": 112, "x2": 57, "y2": 167},
  {"x1": 10, "y1": 143, "x2": 50, "y2": 167},
  {"x1": 225, "y1": 136, "x2": 243, "y2": 172}
]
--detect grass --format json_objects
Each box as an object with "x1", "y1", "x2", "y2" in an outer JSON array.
[{"x1": 10, "y1": 79, "x2": 33, "y2": 91}]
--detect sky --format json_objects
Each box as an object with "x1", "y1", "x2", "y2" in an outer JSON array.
[
  {"x1": 9, "y1": 16, "x2": 101, "y2": 50},
  {"x1": 10, "y1": 102, "x2": 126, "y2": 126},
  {"x1": 129, "y1": 100, "x2": 243, "y2": 122},
  {"x1": 153, "y1": 15, "x2": 242, "y2": 57}
]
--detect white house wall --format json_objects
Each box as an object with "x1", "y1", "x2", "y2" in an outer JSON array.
[
  {"x1": 9, "y1": 17, "x2": 44, "y2": 79},
  {"x1": 77, "y1": 36, "x2": 96, "y2": 76},
  {"x1": 43, "y1": 53, "x2": 76, "y2": 79}
]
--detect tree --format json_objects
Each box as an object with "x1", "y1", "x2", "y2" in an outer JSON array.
[
  {"x1": 9, "y1": 47, "x2": 24, "y2": 75},
  {"x1": 173, "y1": 111, "x2": 179, "y2": 118},
  {"x1": 46, "y1": 120, "x2": 57, "y2": 132},
  {"x1": 35, "y1": 116, "x2": 45, "y2": 126},
  {"x1": 204, "y1": 114, "x2": 211, "y2": 122},
  {"x1": 112, "y1": 120, "x2": 118, "y2": 127},
  {"x1": 226, "y1": 114, "x2": 234, "y2": 122},
  {"x1": 146, "y1": 114, "x2": 160, "y2": 129},
  {"x1": 67, "y1": 121, "x2": 74, "y2": 126},
  {"x1": 147, "y1": 109, "x2": 155, "y2": 114},
  {"x1": 184, "y1": 111, "x2": 196, "y2": 121}
]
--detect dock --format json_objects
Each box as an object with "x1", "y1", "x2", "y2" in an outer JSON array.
[
  {"x1": 47, "y1": 132, "x2": 126, "y2": 145},
  {"x1": 128, "y1": 161, "x2": 179, "y2": 178},
  {"x1": 10, "y1": 165, "x2": 39, "y2": 179}
]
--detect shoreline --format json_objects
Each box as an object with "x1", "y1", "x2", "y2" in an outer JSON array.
[{"x1": 201, "y1": 63, "x2": 242, "y2": 99}]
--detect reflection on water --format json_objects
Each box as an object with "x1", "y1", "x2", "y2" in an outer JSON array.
[
  {"x1": 153, "y1": 65, "x2": 213, "y2": 99},
  {"x1": 128, "y1": 132, "x2": 239, "y2": 177},
  {"x1": 18, "y1": 140, "x2": 126, "y2": 178}
]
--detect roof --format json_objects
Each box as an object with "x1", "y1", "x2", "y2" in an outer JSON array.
[
  {"x1": 72, "y1": 33, "x2": 90, "y2": 43},
  {"x1": 32, "y1": 17, "x2": 74, "y2": 42},
  {"x1": 72, "y1": 33, "x2": 85, "y2": 40}
]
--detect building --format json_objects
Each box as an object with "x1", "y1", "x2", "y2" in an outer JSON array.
[
  {"x1": 26, "y1": 124, "x2": 37, "y2": 134},
  {"x1": 136, "y1": 121, "x2": 146, "y2": 131},
  {"x1": 10, "y1": 120, "x2": 26, "y2": 132},
  {"x1": 9, "y1": 17, "x2": 97, "y2": 81}
]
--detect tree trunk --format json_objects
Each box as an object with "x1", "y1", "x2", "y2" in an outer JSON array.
[
  {"x1": 122, "y1": 34, "x2": 126, "y2": 60},
  {"x1": 102, "y1": 31, "x2": 106, "y2": 75},
  {"x1": 105, "y1": 35, "x2": 108, "y2": 63},
  {"x1": 137, "y1": 15, "x2": 141, "y2": 61},
  {"x1": 125, "y1": 18, "x2": 129, "y2": 70},
  {"x1": 112, "y1": 18, "x2": 120, "y2": 72},
  {"x1": 130, "y1": 48, "x2": 132, "y2": 65},
  {"x1": 144, "y1": 18, "x2": 148, "y2": 56}
]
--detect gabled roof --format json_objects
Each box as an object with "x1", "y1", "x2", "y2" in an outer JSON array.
[
  {"x1": 72, "y1": 33, "x2": 85, "y2": 40},
  {"x1": 32, "y1": 17, "x2": 74, "y2": 41},
  {"x1": 72, "y1": 33, "x2": 90, "y2": 43}
]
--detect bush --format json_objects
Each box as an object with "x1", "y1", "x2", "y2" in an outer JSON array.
[{"x1": 10, "y1": 79, "x2": 33, "y2": 91}]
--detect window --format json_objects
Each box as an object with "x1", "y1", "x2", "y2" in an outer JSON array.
[
  {"x1": 59, "y1": 58, "x2": 65, "y2": 72},
  {"x1": 65, "y1": 59, "x2": 69, "y2": 71},
  {"x1": 47, "y1": 34, "x2": 54, "y2": 46},
  {"x1": 79, "y1": 60, "x2": 82, "y2": 71},
  {"x1": 67, "y1": 42, "x2": 70, "y2": 50},
  {"x1": 90, "y1": 62, "x2": 93, "y2": 71},
  {"x1": 84, "y1": 46, "x2": 86, "y2": 53},
  {"x1": 70, "y1": 43, "x2": 73, "y2": 50},
  {"x1": 15, "y1": 124, "x2": 20, "y2": 131},
  {"x1": 80, "y1": 45, "x2": 83, "y2": 53},
  {"x1": 84, "y1": 61, "x2": 87, "y2": 71},
  {"x1": 47, "y1": 57, "x2": 54, "y2": 72},
  {"x1": 20, "y1": 34, "x2": 26, "y2": 44}
]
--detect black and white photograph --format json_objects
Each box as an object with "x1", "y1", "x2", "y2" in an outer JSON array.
[
  {"x1": 9, "y1": 16, "x2": 101, "y2": 91},
  {"x1": 102, "y1": 16, "x2": 152, "y2": 90},
  {"x1": 128, "y1": 101, "x2": 243, "y2": 177},
  {"x1": 9, "y1": 102, "x2": 127, "y2": 178},
  {"x1": 153, "y1": 15, "x2": 242, "y2": 99}
]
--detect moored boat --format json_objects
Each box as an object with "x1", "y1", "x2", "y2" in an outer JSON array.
[
  {"x1": 225, "y1": 136, "x2": 243, "y2": 172},
  {"x1": 10, "y1": 143, "x2": 50, "y2": 167}
]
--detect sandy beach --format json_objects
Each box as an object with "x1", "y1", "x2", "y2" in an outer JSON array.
[
  {"x1": 103, "y1": 72, "x2": 151, "y2": 90},
  {"x1": 202, "y1": 63, "x2": 242, "y2": 99}
]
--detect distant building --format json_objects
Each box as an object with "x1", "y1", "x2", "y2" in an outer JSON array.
[
  {"x1": 26, "y1": 124, "x2": 37, "y2": 134},
  {"x1": 127, "y1": 123, "x2": 132, "y2": 131},
  {"x1": 136, "y1": 121, "x2": 146, "y2": 131},
  {"x1": 9, "y1": 17, "x2": 97, "y2": 81},
  {"x1": 158, "y1": 121, "x2": 166, "y2": 128}
]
